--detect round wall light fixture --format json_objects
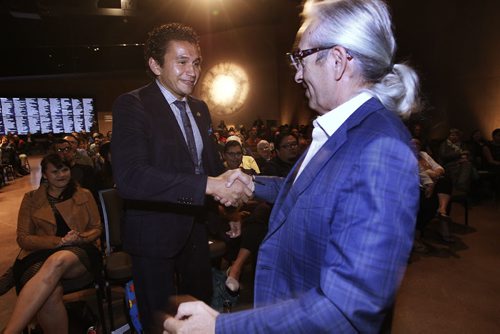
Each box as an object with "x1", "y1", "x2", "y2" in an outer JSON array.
[{"x1": 201, "y1": 62, "x2": 249, "y2": 116}]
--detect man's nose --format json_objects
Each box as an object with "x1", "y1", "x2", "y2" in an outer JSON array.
[
  {"x1": 186, "y1": 63, "x2": 197, "y2": 76},
  {"x1": 294, "y1": 67, "x2": 303, "y2": 83}
]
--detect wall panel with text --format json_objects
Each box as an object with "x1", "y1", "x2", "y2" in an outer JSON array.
[{"x1": 0, "y1": 97, "x2": 96, "y2": 135}]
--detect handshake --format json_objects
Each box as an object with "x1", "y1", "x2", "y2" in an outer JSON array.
[{"x1": 205, "y1": 169, "x2": 254, "y2": 207}]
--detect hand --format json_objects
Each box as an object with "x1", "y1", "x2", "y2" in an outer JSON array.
[
  {"x1": 207, "y1": 170, "x2": 253, "y2": 207},
  {"x1": 225, "y1": 169, "x2": 254, "y2": 190},
  {"x1": 163, "y1": 301, "x2": 218, "y2": 334},
  {"x1": 226, "y1": 220, "x2": 241, "y2": 238},
  {"x1": 59, "y1": 230, "x2": 82, "y2": 246}
]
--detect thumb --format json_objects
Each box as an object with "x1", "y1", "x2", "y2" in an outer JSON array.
[
  {"x1": 175, "y1": 301, "x2": 199, "y2": 319},
  {"x1": 163, "y1": 316, "x2": 182, "y2": 333}
]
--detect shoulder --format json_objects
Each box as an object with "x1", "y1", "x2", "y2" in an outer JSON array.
[
  {"x1": 72, "y1": 187, "x2": 94, "y2": 204},
  {"x1": 187, "y1": 96, "x2": 209, "y2": 112},
  {"x1": 23, "y1": 186, "x2": 47, "y2": 208},
  {"x1": 114, "y1": 82, "x2": 156, "y2": 106},
  {"x1": 349, "y1": 102, "x2": 412, "y2": 147}
]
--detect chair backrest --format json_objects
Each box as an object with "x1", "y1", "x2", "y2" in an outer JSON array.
[{"x1": 98, "y1": 188, "x2": 124, "y2": 256}]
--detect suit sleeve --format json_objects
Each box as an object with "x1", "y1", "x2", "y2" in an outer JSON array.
[
  {"x1": 253, "y1": 176, "x2": 284, "y2": 204},
  {"x1": 111, "y1": 93, "x2": 207, "y2": 205},
  {"x1": 216, "y1": 136, "x2": 419, "y2": 333}
]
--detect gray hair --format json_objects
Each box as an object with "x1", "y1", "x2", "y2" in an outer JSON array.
[
  {"x1": 257, "y1": 140, "x2": 270, "y2": 149},
  {"x1": 301, "y1": 0, "x2": 420, "y2": 117}
]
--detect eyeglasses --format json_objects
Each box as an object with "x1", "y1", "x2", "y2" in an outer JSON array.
[
  {"x1": 287, "y1": 46, "x2": 334, "y2": 71},
  {"x1": 224, "y1": 152, "x2": 243, "y2": 158},
  {"x1": 56, "y1": 147, "x2": 71, "y2": 153},
  {"x1": 286, "y1": 45, "x2": 352, "y2": 71},
  {"x1": 280, "y1": 142, "x2": 298, "y2": 150}
]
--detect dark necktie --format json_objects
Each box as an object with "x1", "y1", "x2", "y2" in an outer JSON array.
[{"x1": 173, "y1": 100, "x2": 201, "y2": 173}]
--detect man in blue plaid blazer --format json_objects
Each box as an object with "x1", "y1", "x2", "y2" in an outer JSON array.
[{"x1": 165, "y1": 0, "x2": 420, "y2": 333}]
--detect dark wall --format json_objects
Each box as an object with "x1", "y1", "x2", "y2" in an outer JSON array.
[
  {"x1": 1, "y1": 0, "x2": 499, "y2": 140},
  {"x1": 390, "y1": 0, "x2": 500, "y2": 140}
]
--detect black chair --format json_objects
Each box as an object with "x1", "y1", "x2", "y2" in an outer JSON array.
[
  {"x1": 61, "y1": 271, "x2": 107, "y2": 333},
  {"x1": 98, "y1": 188, "x2": 134, "y2": 333}
]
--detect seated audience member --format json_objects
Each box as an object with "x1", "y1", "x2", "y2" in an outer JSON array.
[
  {"x1": 53, "y1": 139, "x2": 96, "y2": 195},
  {"x1": 483, "y1": 128, "x2": 500, "y2": 192},
  {"x1": 3, "y1": 154, "x2": 102, "y2": 334},
  {"x1": 413, "y1": 138, "x2": 454, "y2": 243},
  {"x1": 262, "y1": 132, "x2": 299, "y2": 177},
  {"x1": 88, "y1": 132, "x2": 104, "y2": 158},
  {"x1": 221, "y1": 140, "x2": 270, "y2": 293},
  {"x1": 410, "y1": 122, "x2": 432, "y2": 155},
  {"x1": 254, "y1": 140, "x2": 272, "y2": 171},
  {"x1": 96, "y1": 141, "x2": 115, "y2": 189},
  {"x1": 224, "y1": 138, "x2": 260, "y2": 174},
  {"x1": 222, "y1": 136, "x2": 302, "y2": 293},
  {"x1": 483, "y1": 128, "x2": 500, "y2": 168},
  {"x1": 217, "y1": 120, "x2": 228, "y2": 132},
  {"x1": 465, "y1": 129, "x2": 488, "y2": 198},
  {"x1": 12, "y1": 135, "x2": 26, "y2": 155},
  {"x1": 224, "y1": 202, "x2": 271, "y2": 293},
  {"x1": 438, "y1": 128, "x2": 472, "y2": 195},
  {"x1": 106, "y1": 130, "x2": 112, "y2": 141},
  {"x1": 245, "y1": 126, "x2": 261, "y2": 156},
  {"x1": 63, "y1": 134, "x2": 93, "y2": 167},
  {"x1": 466, "y1": 129, "x2": 487, "y2": 170},
  {"x1": 1, "y1": 135, "x2": 30, "y2": 176}
]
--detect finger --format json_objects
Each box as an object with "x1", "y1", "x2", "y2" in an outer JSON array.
[
  {"x1": 239, "y1": 173, "x2": 253, "y2": 186},
  {"x1": 163, "y1": 316, "x2": 182, "y2": 333},
  {"x1": 225, "y1": 169, "x2": 242, "y2": 187},
  {"x1": 176, "y1": 301, "x2": 203, "y2": 319},
  {"x1": 243, "y1": 185, "x2": 253, "y2": 197}
]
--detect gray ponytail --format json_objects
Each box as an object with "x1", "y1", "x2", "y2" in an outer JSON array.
[
  {"x1": 302, "y1": 0, "x2": 421, "y2": 117},
  {"x1": 367, "y1": 63, "x2": 420, "y2": 118}
]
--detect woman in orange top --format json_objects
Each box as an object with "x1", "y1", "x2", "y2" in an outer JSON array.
[{"x1": 4, "y1": 154, "x2": 101, "y2": 334}]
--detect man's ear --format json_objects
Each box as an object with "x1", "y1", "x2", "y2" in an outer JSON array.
[
  {"x1": 330, "y1": 46, "x2": 349, "y2": 80},
  {"x1": 148, "y1": 57, "x2": 161, "y2": 76}
]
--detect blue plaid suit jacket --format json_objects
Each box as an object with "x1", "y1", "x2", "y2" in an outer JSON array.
[{"x1": 216, "y1": 98, "x2": 419, "y2": 333}]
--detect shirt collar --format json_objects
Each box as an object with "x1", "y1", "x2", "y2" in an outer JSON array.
[
  {"x1": 314, "y1": 91, "x2": 372, "y2": 137},
  {"x1": 156, "y1": 79, "x2": 187, "y2": 105}
]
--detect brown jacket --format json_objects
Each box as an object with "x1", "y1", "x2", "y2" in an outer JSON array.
[{"x1": 16, "y1": 184, "x2": 102, "y2": 259}]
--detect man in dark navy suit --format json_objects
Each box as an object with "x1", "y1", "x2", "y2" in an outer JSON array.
[{"x1": 112, "y1": 23, "x2": 251, "y2": 333}]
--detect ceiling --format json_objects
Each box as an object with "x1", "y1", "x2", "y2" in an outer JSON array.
[{"x1": 0, "y1": 0, "x2": 301, "y2": 77}]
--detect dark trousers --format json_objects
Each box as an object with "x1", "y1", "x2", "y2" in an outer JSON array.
[{"x1": 131, "y1": 222, "x2": 213, "y2": 334}]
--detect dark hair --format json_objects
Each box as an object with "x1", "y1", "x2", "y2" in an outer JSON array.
[
  {"x1": 64, "y1": 134, "x2": 78, "y2": 141},
  {"x1": 40, "y1": 153, "x2": 77, "y2": 200},
  {"x1": 52, "y1": 138, "x2": 71, "y2": 149},
  {"x1": 144, "y1": 23, "x2": 200, "y2": 78},
  {"x1": 99, "y1": 142, "x2": 112, "y2": 162},
  {"x1": 492, "y1": 128, "x2": 500, "y2": 137},
  {"x1": 275, "y1": 132, "x2": 298, "y2": 150},
  {"x1": 224, "y1": 140, "x2": 242, "y2": 153}
]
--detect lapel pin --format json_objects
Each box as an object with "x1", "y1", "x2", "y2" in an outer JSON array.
[{"x1": 196, "y1": 112, "x2": 201, "y2": 117}]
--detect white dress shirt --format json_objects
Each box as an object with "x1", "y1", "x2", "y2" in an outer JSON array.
[
  {"x1": 295, "y1": 92, "x2": 372, "y2": 181},
  {"x1": 156, "y1": 80, "x2": 204, "y2": 164}
]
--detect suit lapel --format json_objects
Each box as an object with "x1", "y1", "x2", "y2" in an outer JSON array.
[
  {"x1": 265, "y1": 98, "x2": 382, "y2": 239},
  {"x1": 144, "y1": 83, "x2": 192, "y2": 158}
]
